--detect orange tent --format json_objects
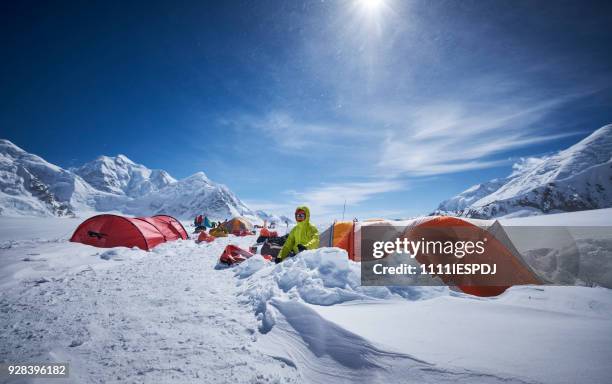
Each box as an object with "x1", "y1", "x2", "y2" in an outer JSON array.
[
  {"x1": 404, "y1": 216, "x2": 541, "y2": 297},
  {"x1": 319, "y1": 216, "x2": 542, "y2": 297},
  {"x1": 319, "y1": 221, "x2": 358, "y2": 260},
  {"x1": 220, "y1": 217, "x2": 254, "y2": 235}
]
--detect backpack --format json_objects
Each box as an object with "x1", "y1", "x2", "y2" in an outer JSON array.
[
  {"x1": 261, "y1": 242, "x2": 283, "y2": 258},
  {"x1": 267, "y1": 234, "x2": 288, "y2": 246}
]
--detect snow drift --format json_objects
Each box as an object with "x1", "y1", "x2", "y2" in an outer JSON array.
[{"x1": 234, "y1": 248, "x2": 448, "y2": 333}]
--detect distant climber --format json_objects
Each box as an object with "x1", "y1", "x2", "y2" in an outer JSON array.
[
  {"x1": 276, "y1": 206, "x2": 319, "y2": 263},
  {"x1": 194, "y1": 214, "x2": 207, "y2": 233},
  {"x1": 194, "y1": 214, "x2": 203, "y2": 227}
]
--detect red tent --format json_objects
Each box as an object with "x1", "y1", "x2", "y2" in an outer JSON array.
[
  {"x1": 70, "y1": 214, "x2": 188, "y2": 251},
  {"x1": 148, "y1": 214, "x2": 189, "y2": 240}
]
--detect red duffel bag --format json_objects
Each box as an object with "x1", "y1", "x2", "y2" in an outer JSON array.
[{"x1": 219, "y1": 245, "x2": 272, "y2": 265}]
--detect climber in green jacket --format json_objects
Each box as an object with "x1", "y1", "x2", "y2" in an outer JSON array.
[{"x1": 277, "y1": 206, "x2": 319, "y2": 263}]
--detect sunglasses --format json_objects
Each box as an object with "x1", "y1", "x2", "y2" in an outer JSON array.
[{"x1": 295, "y1": 212, "x2": 306, "y2": 219}]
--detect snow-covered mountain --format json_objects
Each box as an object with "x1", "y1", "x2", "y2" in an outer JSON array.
[
  {"x1": 435, "y1": 124, "x2": 612, "y2": 218},
  {"x1": 118, "y1": 172, "x2": 256, "y2": 220},
  {"x1": 73, "y1": 155, "x2": 176, "y2": 197},
  {"x1": 436, "y1": 178, "x2": 508, "y2": 213},
  {"x1": 0, "y1": 139, "x2": 100, "y2": 217},
  {"x1": 254, "y1": 210, "x2": 294, "y2": 225},
  {"x1": 0, "y1": 139, "x2": 262, "y2": 220}
]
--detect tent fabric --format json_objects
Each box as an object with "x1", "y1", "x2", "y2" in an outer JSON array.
[
  {"x1": 209, "y1": 227, "x2": 229, "y2": 237},
  {"x1": 319, "y1": 216, "x2": 543, "y2": 297},
  {"x1": 70, "y1": 214, "x2": 187, "y2": 251},
  {"x1": 219, "y1": 245, "x2": 255, "y2": 265},
  {"x1": 196, "y1": 231, "x2": 215, "y2": 243},
  {"x1": 137, "y1": 217, "x2": 179, "y2": 241},
  {"x1": 203, "y1": 216, "x2": 212, "y2": 228},
  {"x1": 404, "y1": 216, "x2": 541, "y2": 297},
  {"x1": 220, "y1": 217, "x2": 254, "y2": 235},
  {"x1": 152, "y1": 214, "x2": 189, "y2": 239},
  {"x1": 319, "y1": 221, "x2": 356, "y2": 259}
]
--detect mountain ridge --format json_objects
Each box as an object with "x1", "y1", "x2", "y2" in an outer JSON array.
[
  {"x1": 0, "y1": 139, "x2": 269, "y2": 221},
  {"x1": 435, "y1": 124, "x2": 612, "y2": 218}
]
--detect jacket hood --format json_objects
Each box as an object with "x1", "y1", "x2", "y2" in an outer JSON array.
[{"x1": 295, "y1": 206, "x2": 310, "y2": 223}]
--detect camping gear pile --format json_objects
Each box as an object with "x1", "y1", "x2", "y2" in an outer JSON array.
[
  {"x1": 196, "y1": 231, "x2": 216, "y2": 243},
  {"x1": 193, "y1": 214, "x2": 213, "y2": 233},
  {"x1": 220, "y1": 220, "x2": 288, "y2": 266},
  {"x1": 257, "y1": 227, "x2": 278, "y2": 241},
  {"x1": 218, "y1": 237, "x2": 286, "y2": 266},
  {"x1": 194, "y1": 216, "x2": 256, "y2": 242},
  {"x1": 219, "y1": 244, "x2": 273, "y2": 265},
  {"x1": 70, "y1": 214, "x2": 188, "y2": 251}
]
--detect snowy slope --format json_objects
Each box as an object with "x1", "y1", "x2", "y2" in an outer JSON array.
[
  {"x1": 436, "y1": 178, "x2": 508, "y2": 213},
  {"x1": 1, "y1": 209, "x2": 611, "y2": 383},
  {"x1": 118, "y1": 172, "x2": 257, "y2": 220},
  {"x1": 255, "y1": 210, "x2": 282, "y2": 224},
  {"x1": 0, "y1": 139, "x2": 265, "y2": 220},
  {"x1": 75, "y1": 154, "x2": 261, "y2": 220},
  {"x1": 0, "y1": 139, "x2": 100, "y2": 217},
  {"x1": 73, "y1": 155, "x2": 176, "y2": 197},
  {"x1": 312, "y1": 286, "x2": 612, "y2": 384},
  {"x1": 436, "y1": 124, "x2": 612, "y2": 218},
  {"x1": 255, "y1": 210, "x2": 294, "y2": 225}
]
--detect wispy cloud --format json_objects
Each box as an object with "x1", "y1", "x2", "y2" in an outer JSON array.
[
  {"x1": 221, "y1": 111, "x2": 376, "y2": 154},
  {"x1": 247, "y1": 179, "x2": 407, "y2": 222},
  {"x1": 374, "y1": 94, "x2": 588, "y2": 176},
  {"x1": 250, "y1": 112, "x2": 342, "y2": 150},
  {"x1": 291, "y1": 180, "x2": 405, "y2": 208},
  {"x1": 242, "y1": 200, "x2": 292, "y2": 213},
  {"x1": 224, "y1": 79, "x2": 597, "y2": 178}
]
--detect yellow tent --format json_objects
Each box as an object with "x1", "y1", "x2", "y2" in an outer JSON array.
[{"x1": 220, "y1": 217, "x2": 254, "y2": 235}]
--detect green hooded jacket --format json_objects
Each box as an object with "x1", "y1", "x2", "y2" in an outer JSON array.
[{"x1": 278, "y1": 206, "x2": 319, "y2": 259}]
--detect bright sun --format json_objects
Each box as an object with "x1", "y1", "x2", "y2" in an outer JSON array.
[{"x1": 357, "y1": 0, "x2": 385, "y2": 13}]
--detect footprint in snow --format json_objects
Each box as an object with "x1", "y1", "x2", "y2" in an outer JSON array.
[{"x1": 69, "y1": 339, "x2": 84, "y2": 347}]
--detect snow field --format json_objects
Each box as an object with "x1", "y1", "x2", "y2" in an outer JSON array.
[
  {"x1": 1, "y1": 214, "x2": 612, "y2": 383},
  {"x1": 1, "y1": 227, "x2": 300, "y2": 383}
]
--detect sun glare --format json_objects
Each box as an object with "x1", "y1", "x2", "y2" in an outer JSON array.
[{"x1": 357, "y1": 0, "x2": 385, "y2": 13}]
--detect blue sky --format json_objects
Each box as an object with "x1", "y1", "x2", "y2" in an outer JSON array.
[{"x1": 2, "y1": 0, "x2": 612, "y2": 222}]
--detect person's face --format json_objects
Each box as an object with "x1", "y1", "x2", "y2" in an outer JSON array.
[{"x1": 295, "y1": 210, "x2": 306, "y2": 222}]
